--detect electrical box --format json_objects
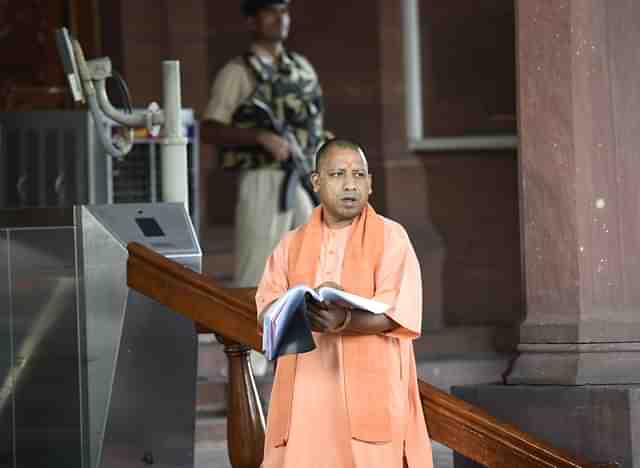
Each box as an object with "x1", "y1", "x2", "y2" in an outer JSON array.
[{"x1": 0, "y1": 110, "x2": 200, "y2": 234}]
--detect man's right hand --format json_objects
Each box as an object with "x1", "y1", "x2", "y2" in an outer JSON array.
[{"x1": 257, "y1": 130, "x2": 290, "y2": 161}]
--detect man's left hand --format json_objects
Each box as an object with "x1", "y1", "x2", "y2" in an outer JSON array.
[{"x1": 306, "y1": 297, "x2": 348, "y2": 333}]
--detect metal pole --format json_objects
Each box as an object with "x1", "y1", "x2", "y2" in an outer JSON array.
[
  {"x1": 402, "y1": 0, "x2": 424, "y2": 143},
  {"x1": 160, "y1": 61, "x2": 189, "y2": 211}
]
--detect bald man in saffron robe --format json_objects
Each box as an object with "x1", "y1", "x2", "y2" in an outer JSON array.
[{"x1": 256, "y1": 139, "x2": 434, "y2": 468}]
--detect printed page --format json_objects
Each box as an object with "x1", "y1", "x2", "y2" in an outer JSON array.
[{"x1": 317, "y1": 287, "x2": 390, "y2": 314}]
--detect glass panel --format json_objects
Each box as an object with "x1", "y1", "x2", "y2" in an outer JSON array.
[
  {"x1": 10, "y1": 228, "x2": 82, "y2": 468},
  {"x1": 0, "y1": 230, "x2": 15, "y2": 467}
]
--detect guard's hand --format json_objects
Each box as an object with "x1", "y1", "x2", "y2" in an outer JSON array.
[
  {"x1": 306, "y1": 298, "x2": 348, "y2": 333},
  {"x1": 257, "y1": 130, "x2": 290, "y2": 161}
]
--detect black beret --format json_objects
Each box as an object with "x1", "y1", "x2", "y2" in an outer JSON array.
[{"x1": 242, "y1": 0, "x2": 289, "y2": 17}]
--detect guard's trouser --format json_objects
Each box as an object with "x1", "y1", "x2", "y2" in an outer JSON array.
[{"x1": 234, "y1": 168, "x2": 313, "y2": 288}]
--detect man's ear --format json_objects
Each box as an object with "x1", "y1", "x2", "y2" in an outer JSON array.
[
  {"x1": 311, "y1": 172, "x2": 320, "y2": 192},
  {"x1": 368, "y1": 174, "x2": 373, "y2": 195}
]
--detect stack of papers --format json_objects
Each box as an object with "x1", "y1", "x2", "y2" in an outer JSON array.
[{"x1": 262, "y1": 285, "x2": 390, "y2": 360}]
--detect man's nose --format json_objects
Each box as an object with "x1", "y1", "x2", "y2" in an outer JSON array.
[{"x1": 343, "y1": 174, "x2": 357, "y2": 190}]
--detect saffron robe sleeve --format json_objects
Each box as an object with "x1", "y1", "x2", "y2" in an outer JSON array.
[{"x1": 374, "y1": 220, "x2": 423, "y2": 339}]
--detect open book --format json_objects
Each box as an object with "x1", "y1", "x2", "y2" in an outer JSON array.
[{"x1": 262, "y1": 285, "x2": 390, "y2": 361}]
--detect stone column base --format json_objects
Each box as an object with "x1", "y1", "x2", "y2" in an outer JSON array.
[
  {"x1": 451, "y1": 384, "x2": 636, "y2": 468},
  {"x1": 506, "y1": 342, "x2": 640, "y2": 385}
]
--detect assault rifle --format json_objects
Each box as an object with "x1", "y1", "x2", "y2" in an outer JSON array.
[{"x1": 251, "y1": 98, "x2": 320, "y2": 211}]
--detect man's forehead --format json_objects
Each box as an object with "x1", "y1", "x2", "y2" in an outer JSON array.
[{"x1": 322, "y1": 148, "x2": 368, "y2": 170}]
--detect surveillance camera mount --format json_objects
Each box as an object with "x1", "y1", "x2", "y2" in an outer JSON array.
[{"x1": 55, "y1": 27, "x2": 189, "y2": 210}]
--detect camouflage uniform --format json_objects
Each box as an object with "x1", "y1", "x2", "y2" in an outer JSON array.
[
  {"x1": 220, "y1": 51, "x2": 325, "y2": 171},
  {"x1": 203, "y1": 48, "x2": 325, "y2": 287}
]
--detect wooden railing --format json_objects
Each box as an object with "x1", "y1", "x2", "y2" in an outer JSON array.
[{"x1": 126, "y1": 242, "x2": 617, "y2": 468}]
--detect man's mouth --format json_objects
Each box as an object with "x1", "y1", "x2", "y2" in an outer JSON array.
[{"x1": 340, "y1": 196, "x2": 358, "y2": 205}]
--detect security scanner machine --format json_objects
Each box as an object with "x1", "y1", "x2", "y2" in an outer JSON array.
[
  {"x1": 0, "y1": 24, "x2": 201, "y2": 467},
  {"x1": 0, "y1": 203, "x2": 200, "y2": 468}
]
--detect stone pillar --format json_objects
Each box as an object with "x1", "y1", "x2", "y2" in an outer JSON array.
[
  {"x1": 455, "y1": 1, "x2": 640, "y2": 467},
  {"x1": 509, "y1": 0, "x2": 640, "y2": 386}
]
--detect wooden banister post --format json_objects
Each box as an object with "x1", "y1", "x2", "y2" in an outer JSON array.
[{"x1": 219, "y1": 335, "x2": 266, "y2": 468}]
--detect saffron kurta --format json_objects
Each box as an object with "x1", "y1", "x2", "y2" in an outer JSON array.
[{"x1": 256, "y1": 216, "x2": 434, "y2": 468}]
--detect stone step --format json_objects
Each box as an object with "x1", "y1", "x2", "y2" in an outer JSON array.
[
  {"x1": 195, "y1": 444, "x2": 232, "y2": 468},
  {"x1": 416, "y1": 352, "x2": 514, "y2": 392},
  {"x1": 195, "y1": 416, "x2": 227, "y2": 447},
  {"x1": 414, "y1": 326, "x2": 518, "y2": 356},
  {"x1": 194, "y1": 416, "x2": 232, "y2": 468}
]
